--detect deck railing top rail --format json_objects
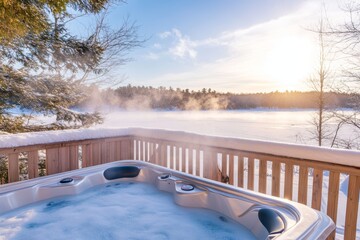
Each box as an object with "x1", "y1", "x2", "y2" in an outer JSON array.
[
  {"x1": 0, "y1": 128, "x2": 132, "y2": 149},
  {"x1": 0, "y1": 127, "x2": 359, "y2": 168}
]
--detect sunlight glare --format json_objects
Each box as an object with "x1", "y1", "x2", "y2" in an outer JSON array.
[{"x1": 264, "y1": 36, "x2": 317, "y2": 91}]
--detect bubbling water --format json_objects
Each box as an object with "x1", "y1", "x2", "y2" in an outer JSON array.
[{"x1": 0, "y1": 182, "x2": 256, "y2": 240}]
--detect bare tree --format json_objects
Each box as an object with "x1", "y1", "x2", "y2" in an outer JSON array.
[
  {"x1": 308, "y1": 15, "x2": 335, "y2": 146},
  {"x1": 325, "y1": 1, "x2": 360, "y2": 149},
  {"x1": 307, "y1": 2, "x2": 360, "y2": 149}
]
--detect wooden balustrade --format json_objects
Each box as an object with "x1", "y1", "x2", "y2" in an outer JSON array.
[{"x1": 0, "y1": 128, "x2": 359, "y2": 239}]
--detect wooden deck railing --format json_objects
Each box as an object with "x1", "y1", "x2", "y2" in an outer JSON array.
[{"x1": 0, "y1": 128, "x2": 359, "y2": 239}]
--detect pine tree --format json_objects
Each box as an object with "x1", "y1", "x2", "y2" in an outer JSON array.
[{"x1": 0, "y1": 0, "x2": 140, "y2": 133}]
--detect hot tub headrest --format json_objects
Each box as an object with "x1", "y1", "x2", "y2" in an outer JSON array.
[
  {"x1": 103, "y1": 166, "x2": 141, "y2": 180},
  {"x1": 258, "y1": 208, "x2": 285, "y2": 235}
]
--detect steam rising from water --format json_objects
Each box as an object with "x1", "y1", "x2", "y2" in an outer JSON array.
[{"x1": 82, "y1": 87, "x2": 229, "y2": 111}]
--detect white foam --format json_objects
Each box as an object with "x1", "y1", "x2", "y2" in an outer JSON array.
[{"x1": 0, "y1": 182, "x2": 256, "y2": 240}]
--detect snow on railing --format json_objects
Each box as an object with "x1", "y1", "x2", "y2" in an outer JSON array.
[{"x1": 0, "y1": 128, "x2": 359, "y2": 239}]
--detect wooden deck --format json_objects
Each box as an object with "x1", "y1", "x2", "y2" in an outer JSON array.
[{"x1": 0, "y1": 128, "x2": 359, "y2": 239}]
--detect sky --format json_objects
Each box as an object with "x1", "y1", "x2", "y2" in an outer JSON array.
[{"x1": 85, "y1": 0, "x2": 346, "y2": 93}]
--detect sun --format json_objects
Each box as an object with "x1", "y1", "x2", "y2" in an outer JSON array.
[{"x1": 263, "y1": 36, "x2": 317, "y2": 91}]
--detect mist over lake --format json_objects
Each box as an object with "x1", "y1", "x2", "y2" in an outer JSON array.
[{"x1": 99, "y1": 109, "x2": 357, "y2": 147}]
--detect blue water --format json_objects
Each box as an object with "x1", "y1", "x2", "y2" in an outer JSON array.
[{"x1": 0, "y1": 182, "x2": 256, "y2": 240}]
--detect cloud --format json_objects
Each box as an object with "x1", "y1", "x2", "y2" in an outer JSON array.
[
  {"x1": 162, "y1": 28, "x2": 198, "y2": 59},
  {"x1": 145, "y1": 29, "x2": 199, "y2": 60},
  {"x1": 169, "y1": 37, "x2": 197, "y2": 59},
  {"x1": 148, "y1": 0, "x2": 345, "y2": 92}
]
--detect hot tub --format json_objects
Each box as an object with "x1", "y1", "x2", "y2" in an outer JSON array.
[{"x1": 0, "y1": 160, "x2": 334, "y2": 239}]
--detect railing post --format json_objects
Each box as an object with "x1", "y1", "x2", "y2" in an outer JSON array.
[
  {"x1": 120, "y1": 140, "x2": 131, "y2": 160},
  {"x1": 180, "y1": 147, "x2": 186, "y2": 172},
  {"x1": 46, "y1": 148, "x2": 59, "y2": 175},
  {"x1": 149, "y1": 142, "x2": 155, "y2": 163},
  {"x1": 8, "y1": 153, "x2": 19, "y2": 182},
  {"x1": 228, "y1": 154, "x2": 234, "y2": 185},
  {"x1": 130, "y1": 138, "x2": 134, "y2": 160},
  {"x1": 247, "y1": 156, "x2": 255, "y2": 190},
  {"x1": 169, "y1": 145, "x2": 173, "y2": 169},
  {"x1": 203, "y1": 148, "x2": 219, "y2": 181},
  {"x1": 311, "y1": 168, "x2": 323, "y2": 210},
  {"x1": 27, "y1": 151, "x2": 39, "y2": 179},
  {"x1": 344, "y1": 175, "x2": 360, "y2": 240},
  {"x1": 58, "y1": 147, "x2": 70, "y2": 172},
  {"x1": 91, "y1": 143, "x2": 101, "y2": 166},
  {"x1": 284, "y1": 163, "x2": 294, "y2": 200},
  {"x1": 137, "y1": 139, "x2": 143, "y2": 161},
  {"x1": 238, "y1": 155, "x2": 244, "y2": 188},
  {"x1": 154, "y1": 143, "x2": 160, "y2": 165},
  {"x1": 195, "y1": 149, "x2": 201, "y2": 176},
  {"x1": 160, "y1": 143, "x2": 167, "y2": 167},
  {"x1": 189, "y1": 148, "x2": 195, "y2": 175},
  {"x1": 327, "y1": 171, "x2": 340, "y2": 240},
  {"x1": 109, "y1": 142, "x2": 117, "y2": 162},
  {"x1": 82, "y1": 144, "x2": 92, "y2": 168},
  {"x1": 175, "y1": 145, "x2": 180, "y2": 170},
  {"x1": 259, "y1": 159, "x2": 267, "y2": 193},
  {"x1": 69, "y1": 146, "x2": 79, "y2": 170},
  {"x1": 144, "y1": 141, "x2": 149, "y2": 162},
  {"x1": 298, "y1": 166, "x2": 308, "y2": 205},
  {"x1": 271, "y1": 161, "x2": 281, "y2": 197},
  {"x1": 100, "y1": 142, "x2": 108, "y2": 163}
]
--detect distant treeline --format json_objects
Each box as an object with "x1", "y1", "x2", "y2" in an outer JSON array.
[{"x1": 79, "y1": 85, "x2": 358, "y2": 110}]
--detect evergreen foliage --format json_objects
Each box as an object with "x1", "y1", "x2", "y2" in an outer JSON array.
[
  {"x1": 0, "y1": 0, "x2": 140, "y2": 133},
  {"x1": 0, "y1": 0, "x2": 109, "y2": 43}
]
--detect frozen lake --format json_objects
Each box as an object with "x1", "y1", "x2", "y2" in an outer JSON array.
[{"x1": 99, "y1": 109, "x2": 356, "y2": 147}]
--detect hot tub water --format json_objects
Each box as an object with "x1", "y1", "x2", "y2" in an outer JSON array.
[{"x1": 0, "y1": 182, "x2": 256, "y2": 240}]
